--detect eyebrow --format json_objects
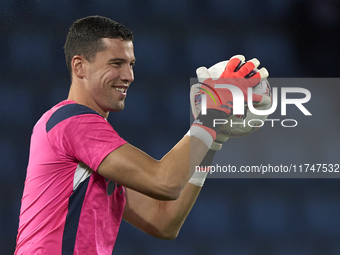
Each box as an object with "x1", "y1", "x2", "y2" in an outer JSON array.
[{"x1": 108, "y1": 58, "x2": 136, "y2": 64}]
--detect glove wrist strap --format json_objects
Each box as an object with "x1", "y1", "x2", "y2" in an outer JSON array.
[{"x1": 187, "y1": 126, "x2": 214, "y2": 148}]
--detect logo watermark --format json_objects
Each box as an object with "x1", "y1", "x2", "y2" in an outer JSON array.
[{"x1": 198, "y1": 82, "x2": 312, "y2": 128}]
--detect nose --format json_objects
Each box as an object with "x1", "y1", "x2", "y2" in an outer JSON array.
[{"x1": 120, "y1": 64, "x2": 134, "y2": 83}]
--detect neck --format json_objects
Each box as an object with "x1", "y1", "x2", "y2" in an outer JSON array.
[{"x1": 67, "y1": 82, "x2": 109, "y2": 119}]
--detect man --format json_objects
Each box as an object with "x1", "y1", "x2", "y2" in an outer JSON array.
[{"x1": 15, "y1": 15, "x2": 268, "y2": 254}]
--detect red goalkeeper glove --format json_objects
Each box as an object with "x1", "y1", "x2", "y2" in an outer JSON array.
[{"x1": 191, "y1": 55, "x2": 269, "y2": 141}]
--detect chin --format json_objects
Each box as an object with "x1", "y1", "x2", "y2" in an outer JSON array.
[
  {"x1": 111, "y1": 108, "x2": 124, "y2": 112},
  {"x1": 111, "y1": 104, "x2": 125, "y2": 112}
]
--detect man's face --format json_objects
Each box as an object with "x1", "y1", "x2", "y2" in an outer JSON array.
[{"x1": 85, "y1": 38, "x2": 135, "y2": 114}]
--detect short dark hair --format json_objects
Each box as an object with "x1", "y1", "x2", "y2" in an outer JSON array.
[{"x1": 64, "y1": 15, "x2": 133, "y2": 77}]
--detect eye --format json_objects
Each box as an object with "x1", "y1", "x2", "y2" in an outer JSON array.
[{"x1": 112, "y1": 62, "x2": 122, "y2": 67}]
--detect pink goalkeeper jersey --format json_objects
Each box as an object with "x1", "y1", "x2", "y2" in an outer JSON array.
[{"x1": 15, "y1": 100, "x2": 127, "y2": 255}]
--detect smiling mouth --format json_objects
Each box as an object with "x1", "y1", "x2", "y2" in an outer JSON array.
[{"x1": 114, "y1": 87, "x2": 128, "y2": 94}]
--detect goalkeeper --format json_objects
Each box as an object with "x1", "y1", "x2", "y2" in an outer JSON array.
[{"x1": 14, "y1": 15, "x2": 269, "y2": 255}]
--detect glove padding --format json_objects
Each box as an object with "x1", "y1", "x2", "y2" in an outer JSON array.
[{"x1": 191, "y1": 55, "x2": 270, "y2": 150}]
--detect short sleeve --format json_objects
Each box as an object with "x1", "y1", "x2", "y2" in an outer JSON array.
[{"x1": 46, "y1": 104, "x2": 127, "y2": 171}]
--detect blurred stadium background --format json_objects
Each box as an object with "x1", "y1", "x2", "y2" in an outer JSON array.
[{"x1": 1, "y1": 0, "x2": 340, "y2": 254}]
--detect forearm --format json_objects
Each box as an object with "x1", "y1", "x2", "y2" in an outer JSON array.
[
  {"x1": 155, "y1": 183, "x2": 202, "y2": 239},
  {"x1": 156, "y1": 135, "x2": 209, "y2": 196},
  {"x1": 156, "y1": 149, "x2": 218, "y2": 237},
  {"x1": 123, "y1": 183, "x2": 202, "y2": 240},
  {"x1": 123, "y1": 148, "x2": 216, "y2": 240},
  {"x1": 158, "y1": 150, "x2": 217, "y2": 236}
]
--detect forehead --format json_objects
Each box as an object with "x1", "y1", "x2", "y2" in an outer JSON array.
[{"x1": 98, "y1": 38, "x2": 135, "y2": 61}]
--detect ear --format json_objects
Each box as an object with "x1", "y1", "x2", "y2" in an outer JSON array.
[{"x1": 71, "y1": 55, "x2": 86, "y2": 79}]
